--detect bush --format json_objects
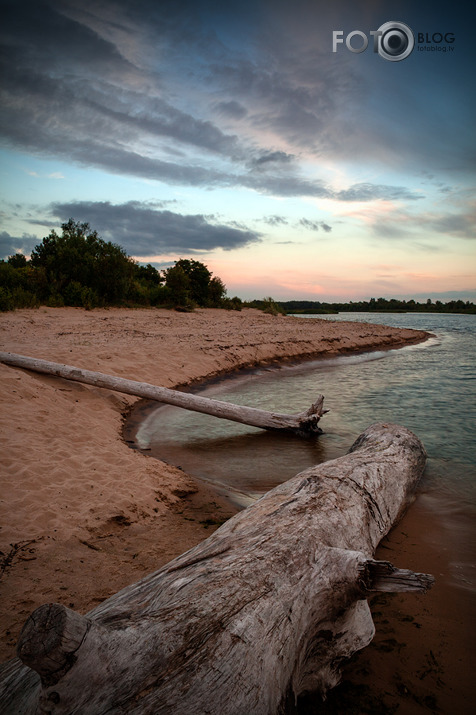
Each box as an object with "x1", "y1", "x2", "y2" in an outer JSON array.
[
  {"x1": 10, "y1": 287, "x2": 39, "y2": 309},
  {"x1": 0, "y1": 286, "x2": 13, "y2": 312},
  {"x1": 80, "y1": 286, "x2": 99, "y2": 310},
  {"x1": 261, "y1": 297, "x2": 285, "y2": 316},
  {"x1": 223, "y1": 296, "x2": 243, "y2": 311}
]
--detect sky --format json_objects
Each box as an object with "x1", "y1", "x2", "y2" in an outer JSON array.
[{"x1": 0, "y1": 0, "x2": 475, "y2": 301}]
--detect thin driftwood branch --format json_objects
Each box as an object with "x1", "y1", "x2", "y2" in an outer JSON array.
[
  {"x1": 0, "y1": 351, "x2": 326, "y2": 436},
  {"x1": 0, "y1": 423, "x2": 433, "y2": 714}
]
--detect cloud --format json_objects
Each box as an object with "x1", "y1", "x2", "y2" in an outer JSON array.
[
  {"x1": 369, "y1": 201, "x2": 476, "y2": 242},
  {"x1": 336, "y1": 183, "x2": 423, "y2": 203},
  {"x1": 428, "y1": 212, "x2": 476, "y2": 239},
  {"x1": 25, "y1": 169, "x2": 64, "y2": 180},
  {"x1": 262, "y1": 215, "x2": 289, "y2": 226},
  {"x1": 47, "y1": 201, "x2": 262, "y2": 254},
  {"x1": 0, "y1": 0, "x2": 432, "y2": 203},
  {"x1": 214, "y1": 100, "x2": 248, "y2": 120},
  {"x1": 0, "y1": 231, "x2": 38, "y2": 258},
  {"x1": 251, "y1": 151, "x2": 294, "y2": 168},
  {"x1": 298, "y1": 218, "x2": 332, "y2": 232}
]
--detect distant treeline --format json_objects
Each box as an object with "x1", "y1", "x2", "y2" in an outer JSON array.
[
  {"x1": 0, "y1": 219, "x2": 242, "y2": 312},
  {"x1": 2, "y1": 220, "x2": 474, "y2": 316},
  {"x1": 248, "y1": 297, "x2": 476, "y2": 315}
]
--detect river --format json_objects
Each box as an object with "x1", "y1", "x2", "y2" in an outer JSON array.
[
  {"x1": 134, "y1": 312, "x2": 475, "y2": 511},
  {"x1": 127, "y1": 312, "x2": 475, "y2": 713}
]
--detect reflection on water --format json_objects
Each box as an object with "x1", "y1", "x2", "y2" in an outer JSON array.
[{"x1": 133, "y1": 313, "x2": 476, "y2": 510}]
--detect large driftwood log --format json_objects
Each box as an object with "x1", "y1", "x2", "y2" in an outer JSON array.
[
  {"x1": 0, "y1": 423, "x2": 433, "y2": 714},
  {"x1": 0, "y1": 351, "x2": 326, "y2": 436}
]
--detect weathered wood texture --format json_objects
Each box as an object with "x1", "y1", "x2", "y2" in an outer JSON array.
[
  {"x1": 0, "y1": 351, "x2": 326, "y2": 436},
  {"x1": 0, "y1": 423, "x2": 433, "y2": 714}
]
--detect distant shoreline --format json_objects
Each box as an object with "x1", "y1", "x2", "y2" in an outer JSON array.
[{"x1": 287, "y1": 308, "x2": 475, "y2": 315}]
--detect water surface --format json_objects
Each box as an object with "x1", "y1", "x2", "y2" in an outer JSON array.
[
  {"x1": 127, "y1": 312, "x2": 475, "y2": 711},
  {"x1": 133, "y1": 313, "x2": 475, "y2": 511}
]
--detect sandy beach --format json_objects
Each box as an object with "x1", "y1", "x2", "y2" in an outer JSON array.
[{"x1": 0, "y1": 307, "x2": 433, "y2": 697}]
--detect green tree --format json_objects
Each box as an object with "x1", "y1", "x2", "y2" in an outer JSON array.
[
  {"x1": 7, "y1": 253, "x2": 27, "y2": 268},
  {"x1": 164, "y1": 259, "x2": 227, "y2": 308},
  {"x1": 207, "y1": 276, "x2": 227, "y2": 307},
  {"x1": 134, "y1": 263, "x2": 162, "y2": 286},
  {"x1": 1, "y1": 224, "x2": 232, "y2": 311},
  {"x1": 30, "y1": 219, "x2": 135, "y2": 307},
  {"x1": 0, "y1": 261, "x2": 39, "y2": 310},
  {"x1": 164, "y1": 264, "x2": 192, "y2": 308},
  {"x1": 132, "y1": 263, "x2": 165, "y2": 306},
  {"x1": 173, "y1": 259, "x2": 212, "y2": 306}
]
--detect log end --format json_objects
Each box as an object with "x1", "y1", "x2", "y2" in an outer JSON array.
[
  {"x1": 295, "y1": 394, "x2": 326, "y2": 436},
  {"x1": 17, "y1": 603, "x2": 90, "y2": 686},
  {"x1": 359, "y1": 559, "x2": 435, "y2": 594}
]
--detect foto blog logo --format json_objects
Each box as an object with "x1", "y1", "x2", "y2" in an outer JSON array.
[
  {"x1": 333, "y1": 21, "x2": 455, "y2": 61},
  {"x1": 333, "y1": 21, "x2": 415, "y2": 61}
]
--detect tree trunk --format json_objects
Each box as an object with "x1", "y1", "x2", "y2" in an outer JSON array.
[
  {"x1": 0, "y1": 351, "x2": 325, "y2": 436},
  {"x1": 0, "y1": 423, "x2": 433, "y2": 715}
]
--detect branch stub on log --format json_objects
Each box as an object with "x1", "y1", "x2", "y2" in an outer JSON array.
[{"x1": 17, "y1": 604, "x2": 90, "y2": 686}]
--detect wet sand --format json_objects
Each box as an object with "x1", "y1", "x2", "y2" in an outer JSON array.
[
  {"x1": 1, "y1": 305, "x2": 453, "y2": 710},
  {"x1": 299, "y1": 491, "x2": 475, "y2": 714}
]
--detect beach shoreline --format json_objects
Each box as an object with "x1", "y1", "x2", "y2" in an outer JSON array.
[{"x1": 0, "y1": 308, "x2": 432, "y2": 674}]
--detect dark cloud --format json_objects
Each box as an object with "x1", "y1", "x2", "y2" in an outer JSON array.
[
  {"x1": 298, "y1": 219, "x2": 332, "y2": 232},
  {"x1": 0, "y1": 0, "x2": 472, "y2": 237},
  {"x1": 261, "y1": 215, "x2": 332, "y2": 233},
  {"x1": 0, "y1": 231, "x2": 38, "y2": 258},
  {"x1": 371, "y1": 221, "x2": 409, "y2": 240},
  {"x1": 1, "y1": 0, "x2": 135, "y2": 79},
  {"x1": 262, "y1": 215, "x2": 289, "y2": 226},
  {"x1": 428, "y1": 212, "x2": 475, "y2": 239},
  {"x1": 371, "y1": 203, "x2": 476, "y2": 242},
  {"x1": 214, "y1": 100, "x2": 248, "y2": 120},
  {"x1": 84, "y1": 93, "x2": 242, "y2": 157},
  {"x1": 48, "y1": 201, "x2": 262, "y2": 254},
  {"x1": 205, "y1": 24, "x2": 360, "y2": 157},
  {"x1": 0, "y1": 0, "x2": 433, "y2": 202},
  {"x1": 252, "y1": 151, "x2": 294, "y2": 168},
  {"x1": 243, "y1": 174, "x2": 332, "y2": 198},
  {"x1": 0, "y1": 0, "x2": 439, "y2": 215},
  {"x1": 0, "y1": 52, "x2": 241, "y2": 167},
  {"x1": 336, "y1": 183, "x2": 424, "y2": 203}
]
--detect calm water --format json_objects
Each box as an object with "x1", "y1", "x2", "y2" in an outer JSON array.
[
  {"x1": 127, "y1": 312, "x2": 475, "y2": 711},
  {"x1": 133, "y1": 313, "x2": 476, "y2": 511}
]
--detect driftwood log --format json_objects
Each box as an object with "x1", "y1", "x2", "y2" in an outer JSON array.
[
  {"x1": 0, "y1": 351, "x2": 326, "y2": 436},
  {"x1": 0, "y1": 423, "x2": 433, "y2": 714}
]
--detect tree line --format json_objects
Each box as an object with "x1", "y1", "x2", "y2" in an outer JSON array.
[
  {"x1": 1, "y1": 220, "x2": 473, "y2": 315},
  {"x1": 250, "y1": 297, "x2": 475, "y2": 315},
  {"x1": 0, "y1": 219, "x2": 242, "y2": 312}
]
